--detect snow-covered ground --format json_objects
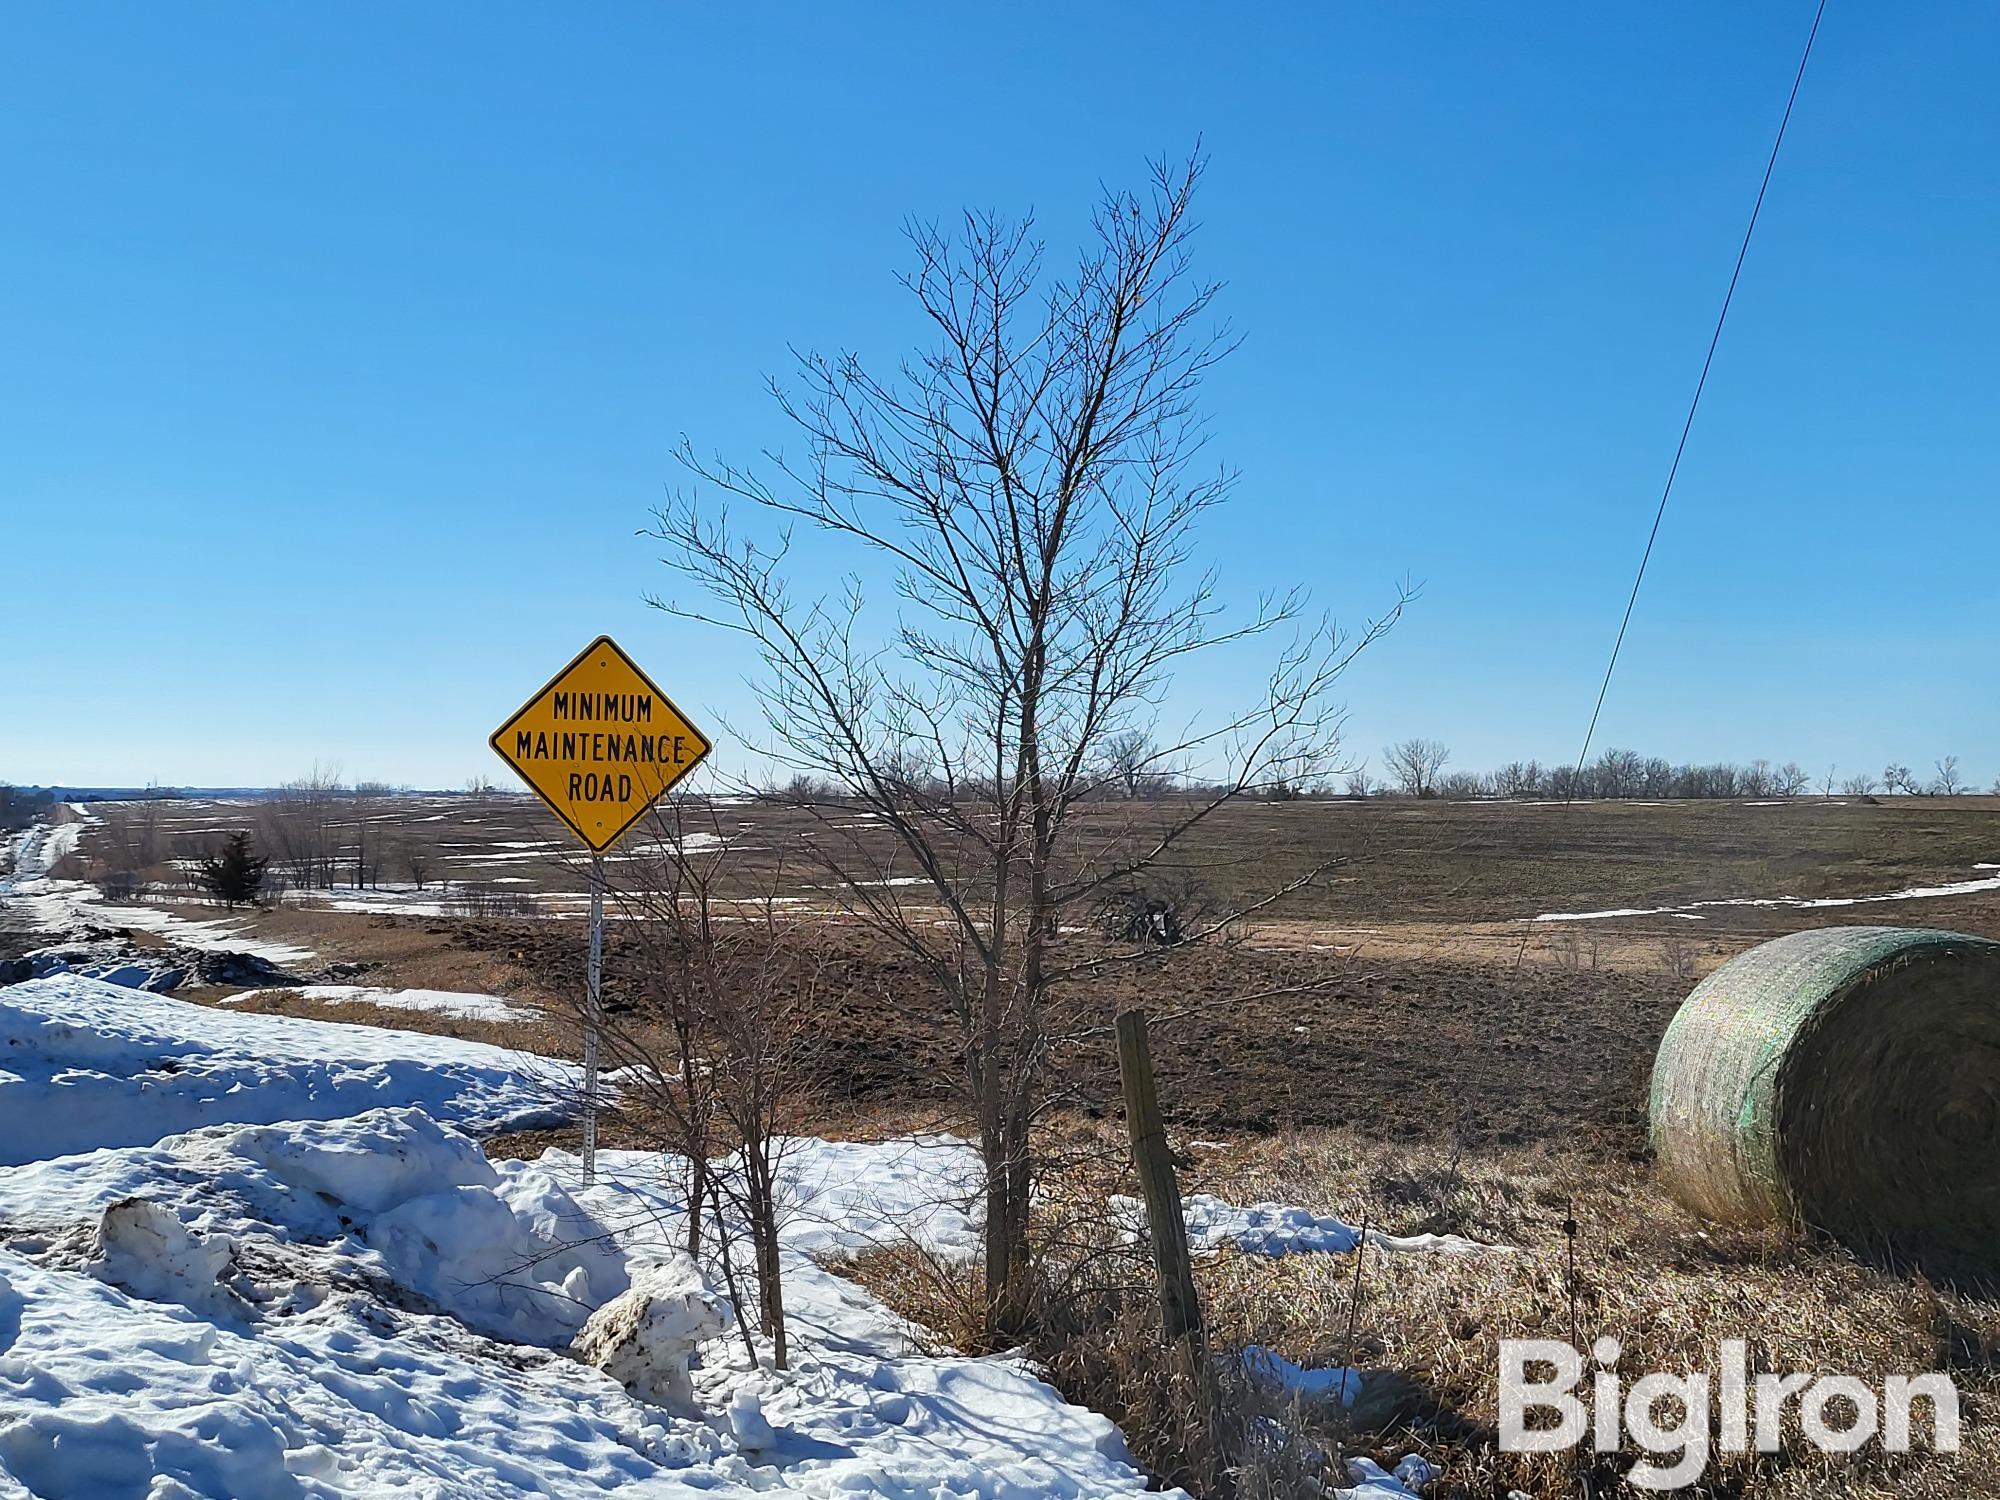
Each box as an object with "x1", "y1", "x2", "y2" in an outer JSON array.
[
  {"x1": 0, "y1": 974, "x2": 1429, "y2": 1498},
  {"x1": 1155, "y1": 1194, "x2": 1508, "y2": 1258},
  {"x1": 222, "y1": 983, "x2": 543, "y2": 1022},
  {"x1": 1532, "y1": 860, "x2": 2000, "y2": 922},
  {"x1": 1, "y1": 809, "x2": 316, "y2": 964},
  {"x1": 0, "y1": 976, "x2": 572, "y2": 1163}
]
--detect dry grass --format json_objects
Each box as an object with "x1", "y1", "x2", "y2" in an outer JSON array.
[
  {"x1": 1188, "y1": 1131, "x2": 1995, "y2": 1497},
  {"x1": 838, "y1": 1123, "x2": 1998, "y2": 1498}
]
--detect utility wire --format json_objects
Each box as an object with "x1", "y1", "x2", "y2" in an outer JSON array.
[{"x1": 1567, "y1": 0, "x2": 1828, "y2": 792}]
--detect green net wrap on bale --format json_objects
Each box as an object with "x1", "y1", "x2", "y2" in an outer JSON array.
[{"x1": 1650, "y1": 925, "x2": 2000, "y2": 1283}]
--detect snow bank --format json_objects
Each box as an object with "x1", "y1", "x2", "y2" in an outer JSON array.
[
  {"x1": 0, "y1": 1111, "x2": 1196, "y2": 1498},
  {"x1": 0, "y1": 1245, "x2": 724, "y2": 1499},
  {"x1": 0, "y1": 974, "x2": 573, "y2": 1163},
  {"x1": 0, "y1": 1109, "x2": 623, "y2": 1345},
  {"x1": 14, "y1": 936, "x2": 189, "y2": 992}
]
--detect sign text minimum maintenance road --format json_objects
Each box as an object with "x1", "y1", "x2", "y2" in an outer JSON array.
[{"x1": 489, "y1": 634, "x2": 712, "y2": 852}]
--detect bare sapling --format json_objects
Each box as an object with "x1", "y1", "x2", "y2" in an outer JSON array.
[
  {"x1": 586, "y1": 795, "x2": 825, "y2": 1370},
  {"x1": 646, "y1": 149, "x2": 1405, "y2": 1343}
]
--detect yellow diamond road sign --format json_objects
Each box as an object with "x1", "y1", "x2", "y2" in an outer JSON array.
[{"x1": 489, "y1": 635, "x2": 712, "y2": 852}]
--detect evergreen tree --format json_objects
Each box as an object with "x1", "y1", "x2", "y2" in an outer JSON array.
[{"x1": 196, "y1": 831, "x2": 268, "y2": 909}]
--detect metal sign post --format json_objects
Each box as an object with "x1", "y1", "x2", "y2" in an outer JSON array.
[
  {"x1": 488, "y1": 635, "x2": 712, "y2": 1191},
  {"x1": 582, "y1": 853, "x2": 604, "y2": 1185}
]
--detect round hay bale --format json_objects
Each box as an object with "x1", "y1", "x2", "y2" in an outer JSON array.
[{"x1": 1650, "y1": 925, "x2": 2000, "y2": 1282}]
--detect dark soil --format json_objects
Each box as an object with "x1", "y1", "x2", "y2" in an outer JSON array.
[{"x1": 448, "y1": 914, "x2": 1678, "y2": 1162}]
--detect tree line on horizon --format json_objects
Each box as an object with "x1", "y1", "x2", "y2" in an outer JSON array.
[{"x1": 1354, "y1": 741, "x2": 1989, "y2": 801}]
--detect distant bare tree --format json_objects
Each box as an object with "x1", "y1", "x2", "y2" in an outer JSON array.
[
  {"x1": 647, "y1": 152, "x2": 1403, "y2": 1341},
  {"x1": 1342, "y1": 766, "x2": 1374, "y2": 799},
  {"x1": 1775, "y1": 762, "x2": 1812, "y2": 797},
  {"x1": 1841, "y1": 771, "x2": 1879, "y2": 796},
  {"x1": 94, "y1": 788, "x2": 171, "y2": 885},
  {"x1": 1383, "y1": 738, "x2": 1450, "y2": 798},
  {"x1": 1097, "y1": 729, "x2": 1176, "y2": 800},
  {"x1": 401, "y1": 842, "x2": 435, "y2": 891},
  {"x1": 766, "y1": 771, "x2": 836, "y2": 804},
  {"x1": 346, "y1": 782, "x2": 394, "y2": 889},
  {"x1": 258, "y1": 762, "x2": 345, "y2": 889},
  {"x1": 132, "y1": 783, "x2": 171, "y2": 866},
  {"x1": 1595, "y1": 747, "x2": 1644, "y2": 799},
  {"x1": 1932, "y1": 756, "x2": 1965, "y2": 796},
  {"x1": 0, "y1": 784, "x2": 49, "y2": 833},
  {"x1": 1820, "y1": 765, "x2": 1838, "y2": 798},
  {"x1": 1883, "y1": 763, "x2": 1920, "y2": 796},
  {"x1": 1658, "y1": 931, "x2": 1699, "y2": 982}
]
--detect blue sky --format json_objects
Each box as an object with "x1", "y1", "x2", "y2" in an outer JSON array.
[{"x1": 4, "y1": 3, "x2": 1994, "y2": 790}]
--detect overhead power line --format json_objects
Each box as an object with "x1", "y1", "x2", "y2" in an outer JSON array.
[{"x1": 1567, "y1": 0, "x2": 1829, "y2": 791}]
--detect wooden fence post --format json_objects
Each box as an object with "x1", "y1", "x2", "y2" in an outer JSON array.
[{"x1": 1116, "y1": 1008, "x2": 1203, "y2": 1351}]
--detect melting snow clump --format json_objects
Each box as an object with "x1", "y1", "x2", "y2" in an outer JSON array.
[{"x1": 573, "y1": 1254, "x2": 735, "y2": 1413}]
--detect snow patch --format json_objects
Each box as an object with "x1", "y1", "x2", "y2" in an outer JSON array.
[
  {"x1": 1114, "y1": 1193, "x2": 1507, "y2": 1258},
  {"x1": 1532, "y1": 861, "x2": 2000, "y2": 922},
  {"x1": 0, "y1": 975, "x2": 573, "y2": 1163},
  {"x1": 1244, "y1": 1344, "x2": 1361, "y2": 1405},
  {"x1": 224, "y1": 984, "x2": 540, "y2": 1022}
]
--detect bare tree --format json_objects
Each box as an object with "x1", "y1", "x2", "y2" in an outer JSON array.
[
  {"x1": 1342, "y1": 765, "x2": 1374, "y2": 799},
  {"x1": 258, "y1": 762, "x2": 345, "y2": 889},
  {"x1": 1382, "y1": 738, "x2": 1449, "y2": 798},
  {"x1": 1820, "y1": 764, "x2": 1837, "y2": 798},
  {"x1": 1096, "y1": 729, "x2": 1175, "y2": 800},
  {"x1": 1883, "y1": 763, "x2": 1920, "y2": 796},
  {"x1": 1841, "y1": 771, "x2": 1879, "y2": 796},
  {"x1": 1931, "y1": 756, "x2": 1965, "y2": 796},
  {"x1": 597, "y1": 798, "x2": 823, "y2": 1370},
  {"x1": 93, "y1": 788, "x2": 171, "y2": 888},
  {"x1": 1595, "y1": 747, "x2": 1644, "y2": 799},
  {"x1": 1775, "y1": 761, "x2": 1812, "y2": 797},
  {"x1": 401, "y1": 841, "x2": 435, "y2": 891},
  {"x1": 132, "y1": 783, "x2": 170, "y2": 867},
  {"x1": 646, "y1": 153, "x2": 1402, "y2": 1341}
]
